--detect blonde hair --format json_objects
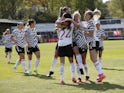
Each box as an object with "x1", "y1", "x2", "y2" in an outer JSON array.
[
  {"x1": 84, "y1": 9, "x2": 93, "y2": 18},
  {"x1": 72, "y1": 11, "x2": 81, "y2": 20}
]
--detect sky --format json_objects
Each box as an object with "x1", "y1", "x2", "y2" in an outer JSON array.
[{"x1": 102, "y1": 0, "x2": 110, "y2": 3}]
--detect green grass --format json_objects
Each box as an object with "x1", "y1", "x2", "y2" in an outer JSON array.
[{"x1": 0, "y1": 40, "x2": 124, "y2": 93}]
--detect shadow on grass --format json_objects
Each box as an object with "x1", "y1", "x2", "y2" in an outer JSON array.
[
  {"x1": 103, "y1": 67, "x2": 124, "y2": 71},
  {"x1": 24, "y1": 73, "x2": 56, "y2": 80},
  {"x1": 9, "y1": 62, "x2": 15, "y2": 65},
  {"x1": 54, "y1": 80, "x2": 124, "y2": 91}
]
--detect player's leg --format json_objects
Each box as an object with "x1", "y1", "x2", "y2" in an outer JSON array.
[
  {"x1": 98, "y1": 47, "x2": 103, "y2": 63},
  {"x1": 19, "y1": 53, "x2": 27, "y2": 74},
  {"x1": 67, "y1": 45, "x2": 76, "y2": 83},
  {"x1": 73, "y1": 46, "x2": 84, "y2": 75},
  {"x1": 13, "y1": 58, "x2": 21, "y2": 72},
  {"x1": 34, "y1": 46, "x2": 40, "y2": 74},
  {"x1": 90, "y1": 48, "x2": 105, "y2": 82},
  {"x1": 82, "y1": 51, "x2": 90, "y2": 81},
  {"x1": 7, "y1": 48, "x2": 12, "y2": 64},
  {"x1": 5, "y1": 47, "x2": 8, "y2": 58},
  {"x1": 60, "y1": 57, "x2": 65, "y2": 84},
  {"x1": 68, "y1": 57, "x2": 76, "y2": 83},
  {"x1": 26, "y1": 46, "x2": 33, "y2": 74},
  {"x1": 47, "y1": 45, "x2": 58, "y2": 77},
  {"x1": 14, "y1": 46, "x2": 27, "y2": 74}
]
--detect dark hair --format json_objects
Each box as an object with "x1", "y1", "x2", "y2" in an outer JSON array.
[
  {"x1": 28, "y1": 19, "x2": 36, "y2": 26},
  {"x1": 59, "y1": 6, "x2": 70, "y2": 17},
  {"x1": 63, "y1": 13, "x2": 72, "y2": 19},
  {"x1": 3, "y1": 29, "x2": 10, "y2": 35},
  {"x1": 63, "y1": 13, "x2": 72, "y2": 29}
]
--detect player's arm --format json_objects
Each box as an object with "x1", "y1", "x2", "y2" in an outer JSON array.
[
  {"x1": 63, "y1": 18, "x2": 82, "y2": 29},
  {"x1": 101, "y1": 33, "x2": 106, "y2": 39},
  {"x1": 10, "y1": 35, "x2": 17, "y2": 45},
  {"x1": 84, "y1": 29, "x2": 94, "y2": 37},
  {"x1": 96, "y1": 23, "x2": 100, "y2": 30},
  {"x1": 25, "y1": 32, "x2": 31, "y2": 47}
]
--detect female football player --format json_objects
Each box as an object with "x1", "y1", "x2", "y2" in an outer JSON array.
[
  {"x1": 2, "y1": 29, "x2": 13, "y2": 64},
  {"x1": 84, "y1": 10, "x2": 105, "y2": 82},
  {"x1": 11, "y1": 22, "x2": 27, "y2": 74},
  {"x1": 25, "y1": 19, "x2": 40, "y2": 75}
]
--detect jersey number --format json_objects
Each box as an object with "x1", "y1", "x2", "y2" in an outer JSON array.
[{"x1": 60, "y1": 30, "x2": 71, "y2": 40}]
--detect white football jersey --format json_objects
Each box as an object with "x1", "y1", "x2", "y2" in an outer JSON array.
[
  {"x1": 12, "y1": 28, "x2": 26, "y2": 48},
  {"x1": 2, "y1": 34, "x2": 13, "y2": 48},
  {"x1": 58, "y1": 28, "x2": 73, "y2": 47}
]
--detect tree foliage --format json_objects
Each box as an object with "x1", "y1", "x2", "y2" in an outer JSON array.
[
  {"x1": 108, "y1": 0, "x2": 124, "y2": 18},
  {"x1": 0, "y1": 0, "x2": 110, "y2": 22}
]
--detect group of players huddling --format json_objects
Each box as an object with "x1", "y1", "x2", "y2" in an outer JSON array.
[{"x1": 2, "y1": 6, "x2": 106, "y2": 85}]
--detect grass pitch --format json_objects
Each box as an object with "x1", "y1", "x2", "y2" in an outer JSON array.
[{"x1": 0, "y1": 40, "x2": 124, "y2": 93}]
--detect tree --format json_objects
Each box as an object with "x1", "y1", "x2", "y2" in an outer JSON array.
[
  {"x1": 108, "y1": 0, "x2": 124, "y2": 18},
  {"x1": 0, "y1": 0, "x2": 23, "y2": 19}
]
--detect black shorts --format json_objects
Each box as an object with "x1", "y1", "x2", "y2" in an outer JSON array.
[
  {"x1": 58, "y1": 44, "x2": 73, "y2": 57},
  {"x1": 5, "y1": 47, "x2": 12, "y2": 52},
  {"x1": 55, "y1": 43, "x2": 58, "y2": 50},
  {"x1": 73, "y1": 42, "x2": 77, "y2": 47},
  {"x1": 79, "y1": 47, "x2": 87, "y2": 54},
  {"x1": 98, "y1": 47, "x2": 104, "y2": 51},
  {"x1": 26, "y1": 45, "x2": 40, "y2": 54},
  {"x1": 89, "y1": 41, "x2": 99, "y2": 51},
  {"x1": 15, "y1": 46, "x2": 25, "y2": 54}
]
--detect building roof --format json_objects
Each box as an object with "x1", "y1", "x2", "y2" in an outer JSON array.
[
  {"x1": 0, "y1": 19, "x2": 20, "y2": 24},
  {"x1": 36, "y1": 23, "x2": 55, "y2": 32}
]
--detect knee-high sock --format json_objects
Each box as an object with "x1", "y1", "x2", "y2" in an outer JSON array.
[
  {"x1": 94, "y1": 60, "x2": 103, "y2": 74},
  {"x1": 76, "y1": 64, "x2": 81, "y2": 78},
  {"x1": 60, "y1": 63, "x2": 64, "y2": 81},
  {"x1": 14, "y1": 59, "x2": 21, "y2": 67},
  {"x1": 7, "y1": 52, "x2": 11, "y2": 62},
  {"x1": 28, "y1": 60, "x2": 32, "y2": 71},
  {"x1": 50, "y1": 58, "x2": 57, "y2": 71},
  {"x1": 76, "y1": 54, "x2": 83, "y2": 69},
  {"x1": 21, "y1": 59, "x2": 27, "y2": 71},
  {"x1": 70, "y1": 63, "x2": 75, "y2": 78},
  {"x1": 84, "y1": 64, "x2": 89, "y2": 76},
  {"x1": 34, "y1": 58, "x2": 40, "y2": 71}
]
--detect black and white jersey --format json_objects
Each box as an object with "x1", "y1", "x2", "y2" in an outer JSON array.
[
  {"x1": 25, "y1": 28, "x2": 38, "y2": 47},
  {"x1": 12, "y1": 28, "x2": 26, "y2": 48},
  {"x1": 96, "y1": 29, "x2": 105, "y2": 47},
  {"x1": 85, "y1": 19, "x2": 95, "y2": 43},
  {"x1": 2, "y1": 34, "x2": 13, "y2": 48},
  {"x1": 73, "y1": 22, "x2": 87, "y2": 48}
]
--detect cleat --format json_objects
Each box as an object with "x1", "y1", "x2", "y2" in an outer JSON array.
[
  {"x1": 77, "y1": 78, "x2": 82, "y2": 83},
  {"x1": 60, "y1": 80, "x2": 65, "y2": 85},
  {"x1": 97, "y1": 73, "x2": 106, "y2": 82},
  {"x1": 72, "y1": 78, "x2": 77, "y2": 83},
  {"x1": 8, "y1": 61, "x2": 10, "y2": 64},
  {"x1": 13, "y1": 66, "x2": 17, "y2": 72},
  {"x1": 34, "y1": 70, "x2": 38, "y2": 75},
  {"x1": 47, "y1": 71, "x2": 54, "y2": 77},
  {"x1": 85, "y1": 76, "x2": 90, "y2": 81},
  {"x1": 24, "y1": 70, "x2": 29, "y2": 75},
  {"x1": 79, "y1": 68, "x2": 84, "y2": 75}
]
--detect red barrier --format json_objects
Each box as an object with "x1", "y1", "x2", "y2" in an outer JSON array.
[{"x1": 45, "y1": 38, "x2": 58, "y2": 42}]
